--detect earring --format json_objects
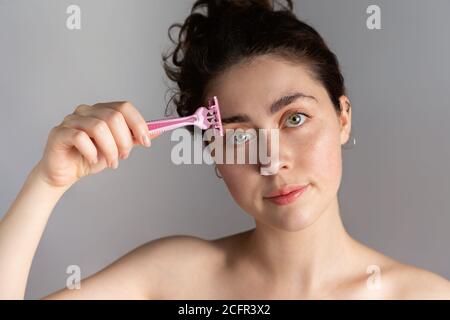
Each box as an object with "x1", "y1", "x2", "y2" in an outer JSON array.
[
  {"x1": 342, "y1": 134, "x2": 356, "y2": 149},
  {"x1": 215, "y1": 165, "x2": 223, "y2": 179}
]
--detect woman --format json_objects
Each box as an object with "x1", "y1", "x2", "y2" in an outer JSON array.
[{"x1": 1, "y1": 0, "x2": 449, "y2": 299}]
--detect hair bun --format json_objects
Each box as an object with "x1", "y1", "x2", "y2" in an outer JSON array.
[
  {"x1": 192, "y1": 0, "x2": 293, "y2": 18},
  {"x1": 218, "y1": 0, "x2": 274, "y2": 11}
]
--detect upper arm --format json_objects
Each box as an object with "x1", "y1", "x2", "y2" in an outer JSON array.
[{"x1": 41, "y1": 235, "x2": 208, "y2": 300}]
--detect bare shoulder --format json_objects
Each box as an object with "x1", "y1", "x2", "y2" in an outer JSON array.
[
  {"x1": 140, "y1": 234, "x2": 217, "y2": 258},
  {"x1": 138, "y1": 234, "x2": 225, "y2": 299},
  {"x1": 388, "y1": 262, "x2": 450, "y2": 299},
  {"x1": 42, "y1": 234, "x2": 222, "y2": 300},
  {"x1": 147, "y1": 234, "x2": 450, "y2": 300},
  {"x1": 351, "y1": 240, "x2": 450, "y2": 299}
]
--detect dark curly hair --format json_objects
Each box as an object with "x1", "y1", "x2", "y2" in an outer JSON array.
[{"x1": 162, "y1": 0, "x2": 347, "y2": 135}]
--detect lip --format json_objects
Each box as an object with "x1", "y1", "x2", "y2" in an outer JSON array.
[{"x1": 264, "y1": 184, "x2": 309, "y2": 206}]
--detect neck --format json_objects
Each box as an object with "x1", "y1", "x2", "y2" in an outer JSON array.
[{"x1": 244, "y1": 196, "x2": 355, "y2": 293}]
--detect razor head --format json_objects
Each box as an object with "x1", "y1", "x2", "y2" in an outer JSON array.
[{"x1": 207, "y1": 96, "x2": 224, "y2": 137}]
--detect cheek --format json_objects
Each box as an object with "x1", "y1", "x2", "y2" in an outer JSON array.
[
  {"x1": 302, "y1": 123, "x2": 342, "y2": 193},
  {"x1": 219, "y1": 165, "x2": 260, "y2": 210}
]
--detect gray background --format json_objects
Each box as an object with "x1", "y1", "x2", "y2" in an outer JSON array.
[{"x1": 0, "y1": 0, "x2": 448, "y2": 299}]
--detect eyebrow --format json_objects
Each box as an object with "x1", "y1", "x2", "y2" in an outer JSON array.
[{"x1": 221, "y1": 92, "x2": 317, "y2": 124}]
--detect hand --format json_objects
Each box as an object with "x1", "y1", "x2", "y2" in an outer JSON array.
[{"x1": 35, "y1": 101, "x2": 160, "y2": 189}]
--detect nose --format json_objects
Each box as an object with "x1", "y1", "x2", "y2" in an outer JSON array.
[{"x1": 258, "y1": 128, "x2": 290, "y2": 175}]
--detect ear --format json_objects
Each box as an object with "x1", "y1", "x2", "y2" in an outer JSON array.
[{"x1": 338, "y1": 95, "x2": 352, "y2": 146}]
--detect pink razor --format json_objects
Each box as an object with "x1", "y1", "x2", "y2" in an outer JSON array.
[{"x1": 146, "y1": 96, "x2": 224, "y2": 137}]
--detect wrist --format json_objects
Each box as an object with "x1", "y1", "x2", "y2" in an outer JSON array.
[{"x1": 27, "y1": 162, "x2": 73, "y2": 196}]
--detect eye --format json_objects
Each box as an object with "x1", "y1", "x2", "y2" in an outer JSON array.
[
  {"x1": 284, "y1": 112, "x2": 308, "y2": 128},
  {"x1": 227, "y1": 130, "x2": 257, "y2": 146}
]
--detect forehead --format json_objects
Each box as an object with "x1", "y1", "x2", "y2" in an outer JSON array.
[{"x1": 205, "y1": 54, "x2": 323, "y2": 117}]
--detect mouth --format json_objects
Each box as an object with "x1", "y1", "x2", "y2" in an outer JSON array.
[{"x1": 263, "y1": 184, "x2": 310, "y2": 206}]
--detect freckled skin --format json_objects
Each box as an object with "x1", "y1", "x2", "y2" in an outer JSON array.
[{"x1": 209, "y1": 54, "x2": 347, "y2": 232}]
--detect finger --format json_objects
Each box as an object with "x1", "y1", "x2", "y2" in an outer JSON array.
[
  {"x1": 73, "y1": 104, "x2": 91, "y2": 116},
  {"x1": 107, "y1": 101, "x2": 152, "y2": 147},
  {"x1": 51, "y1": 126, "x2": 98, "y2": 165},
  {"x1": 62, "y1": 114, "x2": 119, "y2": 168},
  {"x1": 76, "y1": 104, "x2": 140, "y2": 148},
  {"x1": 76, "y1": 102, "x2": 161, "y2": 148},
  {"x1": 148, "y1": 132, "x2": 161, "y2": 140},
  {"x1": 78, "y1": 107, "x2": 134, "y2": 160},
  {"x1": 130, "y1": 131, "x2": 161, "y2": 145}
]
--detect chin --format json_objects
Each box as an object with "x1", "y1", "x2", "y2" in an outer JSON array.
[{"x1": 259, "y1": 206, "x2": 323, "y2": 232}]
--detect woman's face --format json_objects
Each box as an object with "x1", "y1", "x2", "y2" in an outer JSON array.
[{"x1": 205, "y1": 54, "x2": 352, "y2": 231}]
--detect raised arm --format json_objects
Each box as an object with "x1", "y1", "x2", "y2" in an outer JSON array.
[{"x1": 0, "y1": 101, "x2": 159, "y2": 299}]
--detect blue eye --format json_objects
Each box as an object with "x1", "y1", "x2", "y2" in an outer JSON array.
[{"x1": 285, "y1": 112, "x2": 307, "y2": 128}]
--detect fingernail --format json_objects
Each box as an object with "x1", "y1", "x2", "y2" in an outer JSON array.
[
  {"x1": 142, "y1": 134, "x2": 151, "y2": 147},
  {"x1": 112, "y1": 159, "x2": 119, "y2": 170}
]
